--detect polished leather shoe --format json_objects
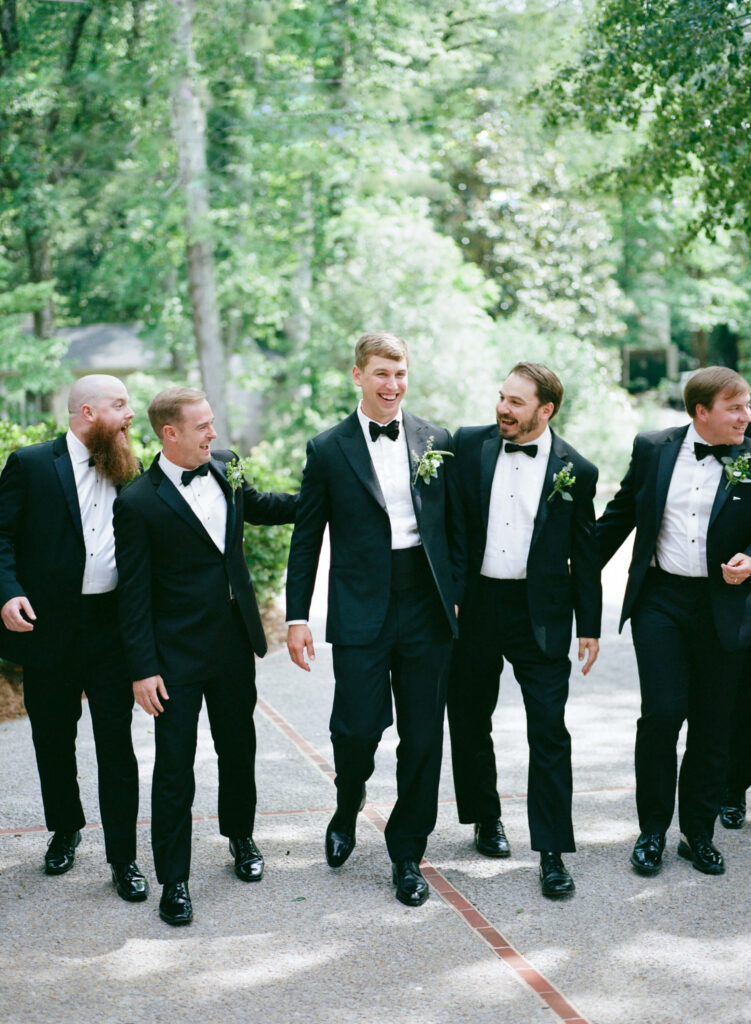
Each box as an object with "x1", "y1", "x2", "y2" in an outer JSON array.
[
  {"x1": 229, "y1": 836, "x2": 264, "y2": 882},
  {"x1": 719, "y1": 792, "x2": 746, "y2": 830},
  {"x1": 159, "y1": 881, "x2": 192, "y2": 926},
  {"x1": 630, "y1": 832, "x2": 665, "y2": 876},
  {"x1": 392, "y1": 859, "x2": 429, "y2": 907},
  {"x1": 325, "y1": 786, "x2": 366, "y2": 868},
  {"x1": 44, "y1": 831, "x2": 81, "y2": 875},
  {"x1": 539, "y1": 851, "x2": 575, "y2": 899},
  {"x1": 677, "y1": 834, "x2": 725, "y2": 875},
  {"x1": 474, "y1": 818, "x2": 511, "y2": 858},
  {"x1": 111, "y1": 861, "x2": 149, "y2": 902}
]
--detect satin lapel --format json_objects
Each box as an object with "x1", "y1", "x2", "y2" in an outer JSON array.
[
  {"x1": 53, "y1": 437, "x2": 85, "y2": 547},
  {"x1": 336, "y1": 413, "x2": 388, "y2": 513},
  {"x1": 530, "y1": 432, "x2": 566, "y2": 551},
  {"x1": 654, "y1": 427, "x2": 687, "y2": 536},
  {"x1": 209, "y1": 459, "x2": 237, "y2": 551},
  {"x1": 151, "y1": 461, "x2": 217, "y2": 548},
  {"x1": 403, "y1": 413, "x2": 432, "y2": 521},
  {"x1": 709, "y1": 439, "x2": 751, "y2": 529},
  {"x1": 480, "y1": 430, "x2": 502, "y2": 536}
]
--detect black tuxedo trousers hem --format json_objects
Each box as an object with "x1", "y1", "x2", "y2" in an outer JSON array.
[
  {"x1": 630, "y1": 569, "x2": 743, "y2": 837},
  {"x1": 22, "y1": 593, "x2": 139, "y2": 863},
  {"x1": 151, "y1": 606, "x2": 258, "y2": 886},
  {"x1": 448, "y1": 577, "x2": 576, "y2": 853}
]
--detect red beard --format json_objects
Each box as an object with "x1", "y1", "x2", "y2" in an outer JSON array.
[{"x1": 87, "y1": 419, "x2": 139, "y2": 486}]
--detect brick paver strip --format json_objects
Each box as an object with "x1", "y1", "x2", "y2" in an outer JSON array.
[{"x1": 255, "y1": 695, "x2": 593, "y2": 1024}]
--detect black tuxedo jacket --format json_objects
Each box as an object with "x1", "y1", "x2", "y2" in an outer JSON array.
[
  {"x1": 0, "y1": 434, "x2": 100, "y2": 668},
  {"x1": 598, "y1": 424, "x2": 751, "y2": 651},
  {"x1": 113, "y1": 451, "x2": 297, "y2": 683},
  {"x1": 285, "y1": 410, "x2": 459, "y2": 645},
  {"x1": 451, "y1": 425, "x2": 601, "y2": 658}
]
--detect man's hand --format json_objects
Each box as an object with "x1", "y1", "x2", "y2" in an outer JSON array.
[
  {"x1": 1, "y1": 596, "x2": 36, "y2": 632},
  {"x1": 577, "y1": 637, "x2": 599, "y2": 676},
  {"x1": 721, "y1": 553, "x2": 751, "y2": 586},
  {"x1": 287, "y1": 624, "x2": 315, "y2": 671},
  {"x1": 133, "y1": 675, "x2": 168, "y2": 716}
]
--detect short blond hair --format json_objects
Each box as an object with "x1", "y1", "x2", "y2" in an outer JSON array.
[
  {"x1": 354, "y1": 331, "x2": 409, "y2": 370},
  {"x1": 148, "y1": 386, "x2": 206, "y2": 438}
]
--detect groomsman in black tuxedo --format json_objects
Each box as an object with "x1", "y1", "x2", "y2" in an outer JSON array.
[
  {"x1": 114, "y1": 387, "x2": 297, "y2": 926},
  {"x1": 285, "y1": 331, "x2": 458, "y2": 907},
  {"x1": 598, "y1": 367, "x2": 751, "y2": 876},
  {"x1": 0, "y1": 374, "x2": 146, "y2": 900},
  {"x1": 447, "y1": 362, "x2": 601, "y2": 899}
]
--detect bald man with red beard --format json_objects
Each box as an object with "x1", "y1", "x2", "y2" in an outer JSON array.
[{"x1": 0, "y1": 374, "x2": 147, "y2": 902}]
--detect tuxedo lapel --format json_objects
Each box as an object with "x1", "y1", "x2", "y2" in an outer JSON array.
[
  {"x1": 654, "y1": 427, "x2": 687, "y2": 536},
  {"x1": 530, "y1": 431, "x2": 566, "y2": 551},
  {"x1": 209, "y1": 459, "x2": 237, "y2": 552},
  {"x1": 150, "y1": 460, "x2": 220, "y2": 550},
  {"x1": 403, "y1": 412, "x2": 432, "y2": 521},
  {"x1": 708, "y1": 439, "x2": 751, "y2": 529},
  {"x1": 336, "y1": 412, "x2": 388, "y2": 513},
  {"x1": 52, "y1": 436, "x2": 85, "y2": 547},
  {"x1": 480, "y1": 429, "x2": 502, "y2": 537}
]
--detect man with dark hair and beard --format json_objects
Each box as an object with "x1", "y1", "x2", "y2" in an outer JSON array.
[{"x1": 0, "y1": 374, "x2": 147, "y2": 901}]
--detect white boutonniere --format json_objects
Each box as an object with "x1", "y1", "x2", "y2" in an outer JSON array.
[
  {"x1": 225, "y1": 458, "x2": 246, "y2": 492},
  {"x1": 547, "y1": 461, "x2": 576, "y2": 502},
  {"x1": 722, "y1": 452, "x2": 751, "y2": 491},
  {"x1": 410, "y1": 435, "x2": 453, "y2": 486}
]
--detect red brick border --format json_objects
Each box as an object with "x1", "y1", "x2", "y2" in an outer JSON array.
[{"x1": 255, "y1": 696, "x2": 592, "y2": 1024}]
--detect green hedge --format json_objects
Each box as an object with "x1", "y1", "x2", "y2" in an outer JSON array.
[{"x1": 0, "y1": 422, "x2": 297, "y2": 613}]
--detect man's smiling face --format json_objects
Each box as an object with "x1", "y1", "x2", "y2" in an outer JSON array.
[{"x1": 353, "y1": 355, "x2": 408, "y2": 424}]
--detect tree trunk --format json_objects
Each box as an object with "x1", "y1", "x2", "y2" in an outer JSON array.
[{"x1": 170, "y1": 0, "x2": 229, "y2": 442}]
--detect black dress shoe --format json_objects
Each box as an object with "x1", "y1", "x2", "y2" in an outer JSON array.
[
  {"x1": 111, "y1": 861, "x2": 149, "y2": 902},
  {"x1": 719, "y1": 792, "x2": 746, "y2": 830},
  {"x1": 474, "y1": 818, "x2": 511, "y2": 858},
  {"x1": 229, "y1": 836, "x2": 264, "y2": 882},
  {"x1": 44, "y1": 831, "x2": 81, "y2": 875},
  {"x1": 677, "y1": 834, "x2": 725, "y2": 875},
  {"x1": 630, "y1": 832, "x2": 665, "y2": 876},
  {"x1": 392, "y1": 859, "x2": 429, "y2": 907},
  {"x1": 539, "y1": 851, "x2": 575, "y2": 899},
  {"x1": 325, "y1": 786, "x2": 366, "y2": 868},
  {"x1": 159, "y1": 881, "x2": 192, "y2": 926}
]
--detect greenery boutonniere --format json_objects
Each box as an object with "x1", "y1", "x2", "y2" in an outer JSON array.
[
  {"x1": 547, "y1": 461, "x2": 576, "y2": 502},
  {"x1": 411, "y1": 435, "x2": 453, "y2": 486},
  {"x1": 722, "y1": 452, "x2": 751, "y2": 491},
  {"x1": 225, "y1": 458, "x2": 247, "y2": 492}
]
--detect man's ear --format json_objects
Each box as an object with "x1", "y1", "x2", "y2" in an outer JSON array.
[
  {"x1": 162, "y1": 424, "x2": 177, "y2": 442},
  {"x1": 539, "y1": 401, "x2": 555, "y2": 425},
  {"x1": 352, "y1": 365, "x2": 362, "y2": 388},
  {"x1": 80, "y1": 403, "x2": 96, "y2": 423}
]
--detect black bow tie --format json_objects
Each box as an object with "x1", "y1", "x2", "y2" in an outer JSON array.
[
  {"x1": 694, "y1": 442, "x2": 730, "y2": 463},
  {"x1": 88, "y1": 457, "x2": 95, "y2": 467},
  {"x1": 504, "y1": 442, "x2": 537, "y2": 458},
  {"x1": 369, "y1": 419, "x2": 400, "y2": 442},
  {"x1": 181, "y1": 463, "x2": 210, "y2": 486}
]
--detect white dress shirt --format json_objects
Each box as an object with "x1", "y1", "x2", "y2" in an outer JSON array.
[
  {"x1": 67, "y1": 430, "x2": 118, "y2": 595},
  {"x1": 357, "y1": 404, "x2": 420, "y2": 550},
  {"x1": 480, "y1": 427, "x2": 552, "y2": 580},
  {"x1": 159, "y1": 452, "x2": 227, "y2": 554},
  {"x1": 655, "y1": 423, "x2": 723, "y2": 577}
]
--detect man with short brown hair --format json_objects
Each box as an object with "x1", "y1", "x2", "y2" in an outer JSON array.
[
  {"x1": 599, "y1": 366, "x2": 751, "y2": 877},
  {"x1": 448, "y1": 362, "x2": 601, "y2": 899}
]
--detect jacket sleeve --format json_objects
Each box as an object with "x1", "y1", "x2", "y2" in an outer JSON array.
[
  {"x1": 571, "y1": 460, "x2": 602, "y2": 639},
  {"x1": 285, "y1": 440, "x2": 330, "y2": 622},
  {"x1": 596, "y1": 436, "x2": 640, "y2": 568},
  {"x1": 446, "y1": 428, "x2": 467, "y2": 607},
  {"x1": 113, "y1": 494, "x2": 161, "y2": 681},
  {"x1": 0, "y1": 452, "x2": 27, "y2": 607}
]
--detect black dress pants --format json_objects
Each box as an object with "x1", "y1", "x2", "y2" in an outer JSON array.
[
  {"x1": 329, "y1": 548, "x2": 452, "y2": 864},
  {"x1": 724, "y1": 663, "x2": 751, "y2": 800},
  {"x1": 22, "y1": 592, "x2": 139, "y2": 863},
  {"x1": 630, "y1": 568, "x2": 743, "y2": 837},
  {"x1": 448, "y1": 576, "x2": 576, "y2": 853},
  {"x1": 151, "y1": 606, "x2": 257, "y2": 885}
]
